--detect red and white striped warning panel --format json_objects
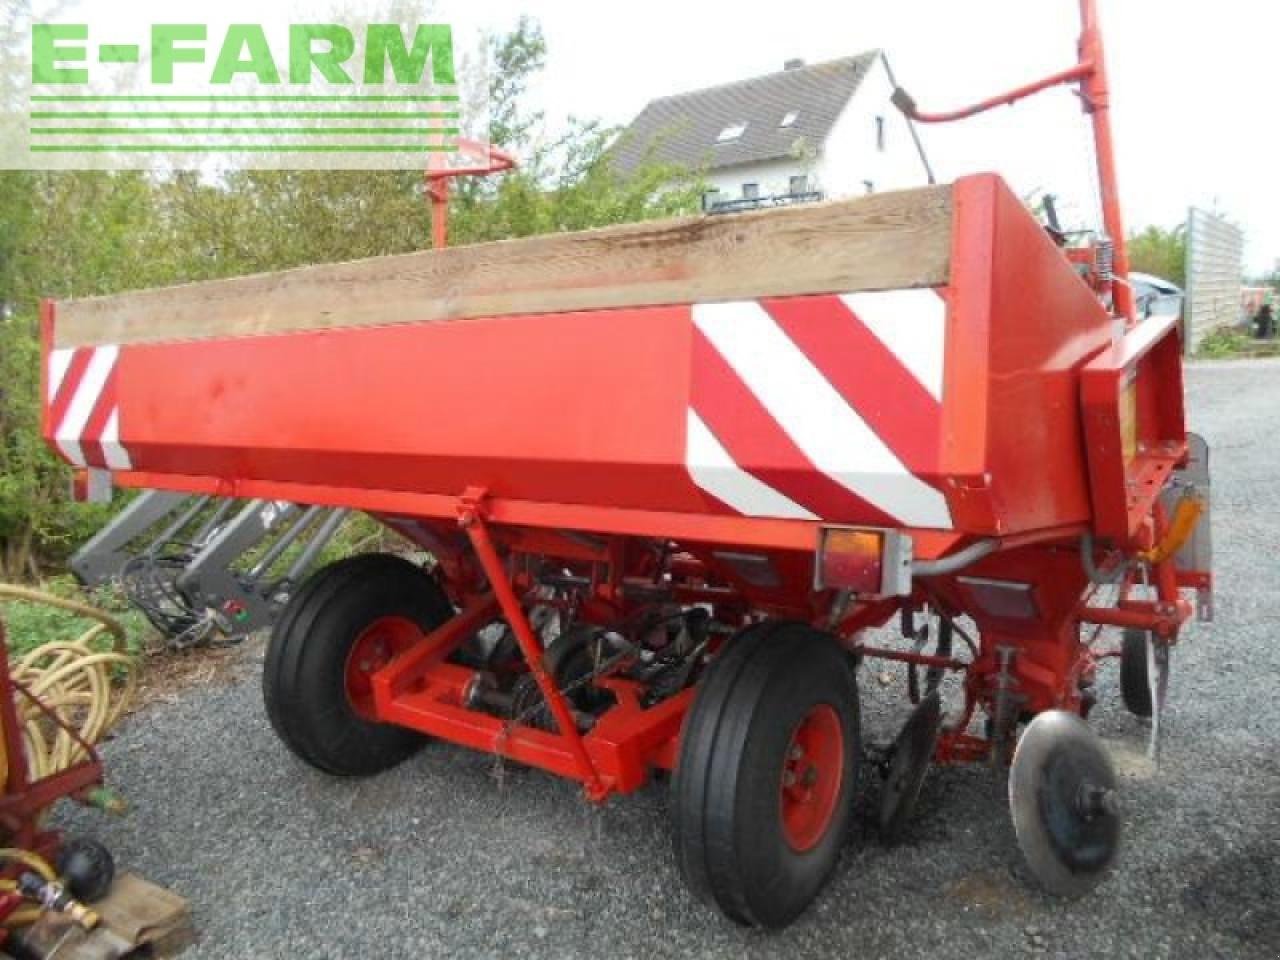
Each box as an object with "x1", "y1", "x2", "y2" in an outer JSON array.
[
  {"x1": 46, "y1": 344, "x2": 132, "y2": 471},
  {"x1": 685, "y1": 289, "x2": 952, "y2": 529}
]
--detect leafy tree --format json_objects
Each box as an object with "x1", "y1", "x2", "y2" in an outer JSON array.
[
  {"x1": 0, "y1": 171, "x2": 166, "y2": 580},
  {"x1": 1128, "y1": 225, "x2": 1187, "y2": 289},
  {"x1": 0, "y1": 18, "x2": 700, "y2": 581},
  {"x1": 487, "y1": 17, "x2": 548, "y2": 156}
]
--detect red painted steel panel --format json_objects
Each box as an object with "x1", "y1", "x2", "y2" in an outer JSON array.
[
  {"x1": 1081, "y1": 314, "x2": 1186, "y2": 539},
  {"x1": 45, "y1": 172, "x2": 1128, "y2": 544},
  {"x1": 119, "y1": 305, "x2": 715, "y2": 516},
  {"x1": 975, "y1": 175, "x2": 1114, "y2": 534}
]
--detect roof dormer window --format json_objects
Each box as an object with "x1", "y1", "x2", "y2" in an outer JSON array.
[
  {"x1": 780, "y1": 111, "x2": 798, "y2": 128},
  {"x1": 716, "y1": 122, "x2": 747, "y2": 143}
]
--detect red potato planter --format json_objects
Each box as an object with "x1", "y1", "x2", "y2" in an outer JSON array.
[{"x1": 41, "y1": 0, "x2": 1210, "y2": 928}]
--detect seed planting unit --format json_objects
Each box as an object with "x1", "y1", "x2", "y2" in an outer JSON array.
[{"x1": 42, "y1": 0, "x2": 1210, "y2": 927}]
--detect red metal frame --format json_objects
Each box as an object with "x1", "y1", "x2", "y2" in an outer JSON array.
[
  {"x1": 459, "y1": 489, "x2": 605, "y2": 798},
  {"x1": 0, "y1": 621, "x2": 105, "y2": 852},
  {"x1": 43, "y1": 0, "x2": 1209, "y2": 799},
  {"x1": 364, "y1": 559, "x2": 693, "y2": 798},
  {"x1": 1080, "y1": 314, "x2": 1187, "y2": 539}
]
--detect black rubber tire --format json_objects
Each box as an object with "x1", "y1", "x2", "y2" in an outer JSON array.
[
  {"x1": 263, "y1": 553, "x2": 453, "y2": 776},
  {"x1": 1120, "y1": 627, "x2": 1153, "y2": 717},
  {"x1": 671, "y1": 620, "x2": 860, "y2": 929}
]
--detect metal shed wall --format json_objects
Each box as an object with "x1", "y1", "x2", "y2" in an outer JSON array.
[{"x1": 1184, "y1": 208, "x2": 1244, "y2": 353}]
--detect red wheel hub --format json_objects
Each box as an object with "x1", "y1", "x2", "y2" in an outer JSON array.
[
  {"x1": 344, "y1": 616, "x2": 421, "y2": 720},
  {"x1": 779, "y1": 704, "x2": 845, "y2": 852}
]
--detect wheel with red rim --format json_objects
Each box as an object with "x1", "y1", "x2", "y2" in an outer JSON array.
[
  {"x1": 264, "y1": 554, "x2": 453, "y2": 776},
  {"x1": 780, "y1": 704, "x2": 845, "y2": 852},
  {"x1": 672, "y1": 620, "x2": 859, "y2": 929},
  {"x1": 344, "y1": 616, "x2": 422, "y2": 720}
]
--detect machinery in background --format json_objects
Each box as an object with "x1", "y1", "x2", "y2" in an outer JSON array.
[
  {"x1": 71, "y1": 494, "x2": 349, "y2": 647},
  {"x1": 0, "y1": 586, "x2": 132, "y2": 848},
  {"x1": 0, "y1": 589, "x2": 191, "y2": 957},
  {"x1": 0, "y1": 587, "x2": 134, "y2": 951}
]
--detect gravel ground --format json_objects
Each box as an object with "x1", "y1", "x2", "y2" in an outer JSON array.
[{"x1": 56, "y1": 359, "x2": 1279, "y2": 960}]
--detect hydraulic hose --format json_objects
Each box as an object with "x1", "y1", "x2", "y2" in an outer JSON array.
[
  {"x1": 911, "y1": 538, "x2": 1000, "y2": 577},
  {"x1": 0, "y1": 847, "x2": 56, "y2": 927},
  {"x1": 0, "y1": 585, "x2": 137, "y2": 787}
]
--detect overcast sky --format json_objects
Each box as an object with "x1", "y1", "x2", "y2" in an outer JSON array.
[
  {"x1": 21, "y1": 0, "x2": 1275, "y2": 272},
  {"x1": 482, "y1": 0, "x2": 1277, "y2": 274}
]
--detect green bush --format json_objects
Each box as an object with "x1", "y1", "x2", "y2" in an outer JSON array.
[
  {"x1": 0, "y1": 576, "x2": 152, "y2": 658},
  {"x1": 0, "y1": 17, "x2": 700, "y2": 586},
  {"x1": 1196, "y1": 326, "x2": 1251, "y2": 359}
]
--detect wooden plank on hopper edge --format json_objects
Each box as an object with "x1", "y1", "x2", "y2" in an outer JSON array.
[{"x1": 54, "y1": 183, "x2": 953, "y2": 348}]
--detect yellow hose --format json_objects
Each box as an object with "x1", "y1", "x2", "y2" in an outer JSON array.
[
  {"x1": 0, "y1": 585, "x2": 136, "y2": 795},
  {"x1": 0, "y1": 849, "x2": 55, "y2": 882},
  {"x1": 0, "y1": 587, "x2": 134, "y2": 930},
  {"x1": 0, "y1": 848, "x2": 56, "y2": 927}
]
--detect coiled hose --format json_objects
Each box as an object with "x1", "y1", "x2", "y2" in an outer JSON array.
[
  {"x1": 0, "y1": 847, "x2": 55, "y2": 927},
  {"x1": 0, "y1": 585, "x2": 136, "y2": 791},
  {"x1": 0, "y1": 586, "x2": 136, "y2": 927}
]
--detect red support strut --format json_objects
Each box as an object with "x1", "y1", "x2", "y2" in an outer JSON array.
[
  {"x1": 457, "y1": 488, "x2": 607, "y2": 801},
  {"x1": 424, "y1": 139, "x2": 517, "y2": 249}
]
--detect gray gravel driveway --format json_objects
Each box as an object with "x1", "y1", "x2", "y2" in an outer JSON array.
[{"x1": 57, "y1": 358, "x2": 1280, "y2": 959}]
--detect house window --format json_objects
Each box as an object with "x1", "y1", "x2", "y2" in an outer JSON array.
[
  {"x1": 789, "y1": 175, "x2": 808, "y2": 196},
  {"x1": 702, "y1": 188, "x2": 721, "y2": 211},
  {"x1": 863, "y1": 179, "x2": 875, "y2": 194},
  {"x1": 780, "y1": 111, "x2": 798, "y2": 128},
  {"x1": 875, "y1": 115, "x2": 886, "y2": 152},
  {"x1": 717, "y1": 122, "x2": 747, "y2": 143},
  {"x1": 742, "y1": 183, "x2": 760, "y2": 200}
]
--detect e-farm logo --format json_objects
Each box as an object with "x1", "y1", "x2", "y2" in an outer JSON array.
[{"x1": 2, "y1": 4, "x2": 488, "y2": 171}]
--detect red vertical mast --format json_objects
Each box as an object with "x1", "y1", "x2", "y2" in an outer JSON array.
[{"x1": 892, "y1": 0, "x2": 1136, "y2": 324}]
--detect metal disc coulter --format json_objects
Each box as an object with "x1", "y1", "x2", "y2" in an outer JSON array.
[
  {"x1": 1009, "y1": 711, "x2": 1121, "y2": 897},
  {"x1": 879, "y1": 691, "x2": 943, "y2": 843}
]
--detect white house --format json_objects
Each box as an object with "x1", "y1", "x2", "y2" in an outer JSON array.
[{"x1": 612, "y1": 52, "x2": 933, "y2": 211}]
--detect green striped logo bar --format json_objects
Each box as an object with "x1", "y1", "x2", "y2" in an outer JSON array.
[{"x1": 4, "y1": 4, "x2": 490, "y2": 171}]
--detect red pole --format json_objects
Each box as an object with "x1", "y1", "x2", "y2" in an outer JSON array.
[
  {"x1": 1077, "y1": 0, "x2": 1136, "y2": 325},
  {"x1": 899, "y1": 62, "x2": 1093, "y2": 124},
  {"x1": 426, "y1": 175, "x2": 449, "y2": 249},
  {"x1": 892, "y1": 1, "x2": 1135, "y2": 325},
  {"x1": 421, "y1": 142, "x2": 517, "y2": 249},
  {"x1": 457, "y1": 493, "x2": 607, "y2": 800}
]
